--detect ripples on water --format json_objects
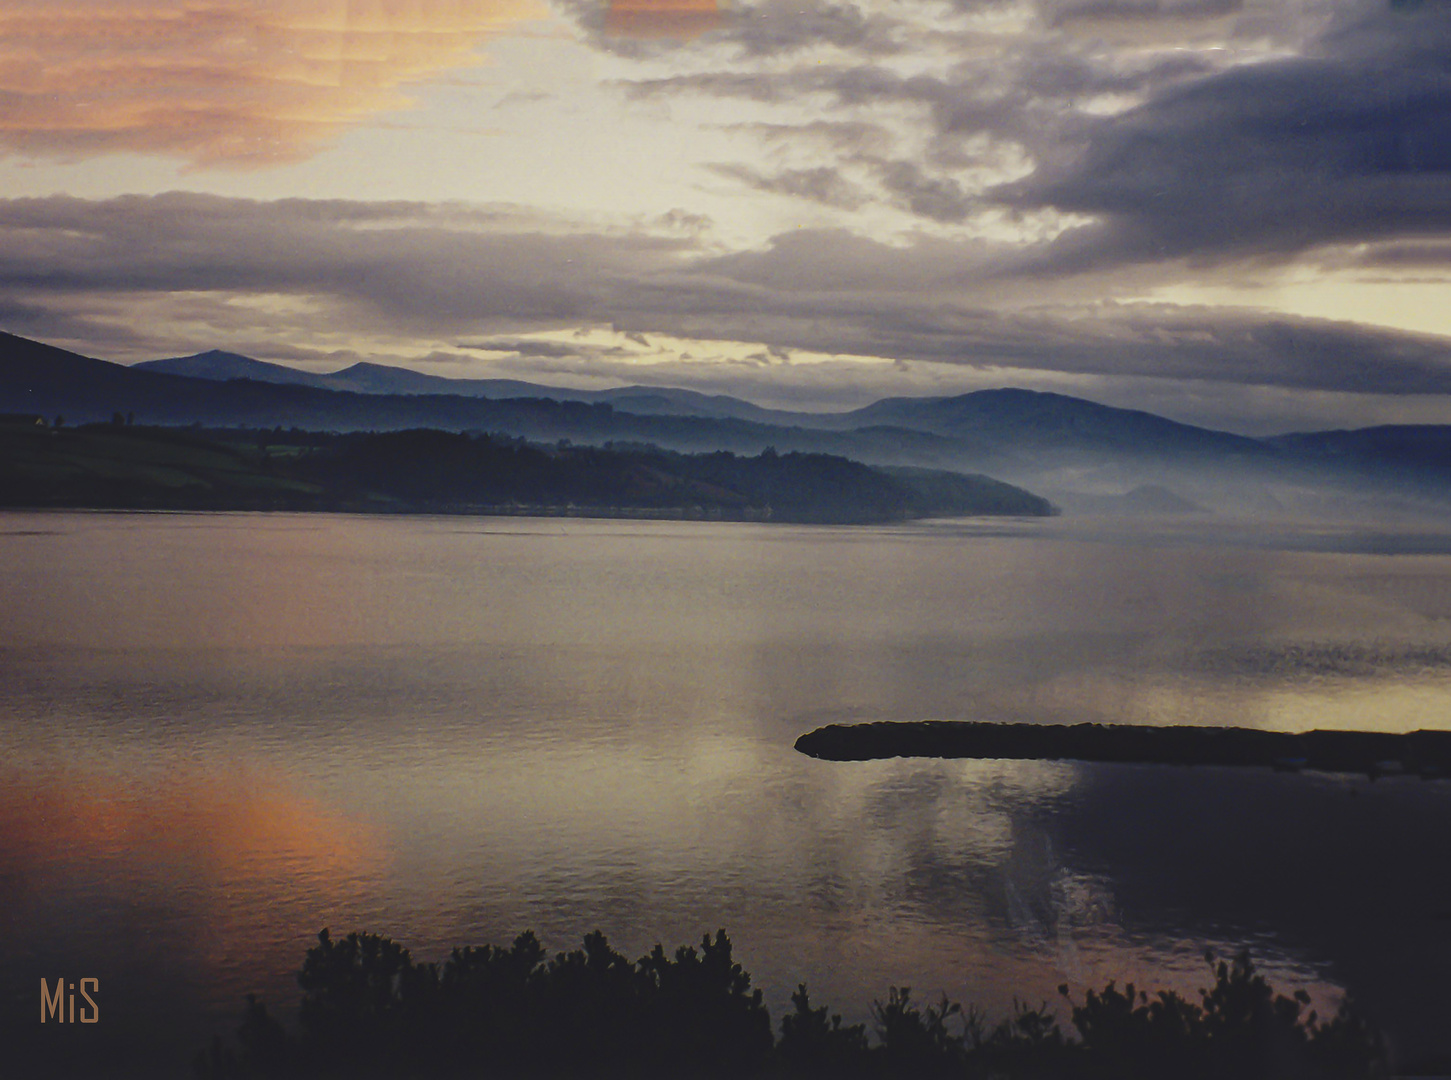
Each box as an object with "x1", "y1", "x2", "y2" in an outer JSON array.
[{"x1": 2, "y1": 511, "x2": 1450, "y2": 1074}]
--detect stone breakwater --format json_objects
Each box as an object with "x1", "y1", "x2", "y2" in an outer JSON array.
[{"x1": 794, "y1": 720, "x2": 1451, "y2": 778}]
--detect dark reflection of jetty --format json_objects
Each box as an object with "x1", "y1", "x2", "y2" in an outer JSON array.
[{"x1": 795, "y1": 721, "x2": 1451, "y2": 778}]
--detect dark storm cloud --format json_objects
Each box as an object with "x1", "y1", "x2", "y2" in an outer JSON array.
[
  {"x1": 621, "y1": 50, "x2": 1222, "y2": 224},
  {"x1": 995, "y1": 4, "x2": 1451, "y2": 272},
  {"x1": 4, "y1": 193, "x2": 1451, "y2": 400},
  {"x1": 620, "y1": 36, "x2": 1217, "y2": 133},
  {"x1": 617, "y1": 0, "x2": 1451, "y2": 275},
  {"x1": 628, "y1": 48, "x2": 1226, "y2": 171}
]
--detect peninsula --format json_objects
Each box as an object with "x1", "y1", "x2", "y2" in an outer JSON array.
[
  {"x1": 0, "y1": 420, "x2": 1056, "y2": 525},
  {"x1": 794, "y1": 721, "x2": 1451, "y2": 778}
]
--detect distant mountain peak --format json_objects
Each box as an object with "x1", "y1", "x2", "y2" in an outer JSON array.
[
  {"x1": 133, "y1": 350, "x2": 327, "y2": 387},
  {"x1": 334, "y1": 361, "x2": 400, "y2": 374}
]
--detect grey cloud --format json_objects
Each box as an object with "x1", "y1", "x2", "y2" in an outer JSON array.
[
  {"x1": 725, "y1": 0, "x2": 903, "y2": 57},
  {"x1": 994, "y1": 5, "x2": 1451, "y2": 271},
  {"x1": 459, "y1": 339, "x2": 589, "y2": 358},
  {"x1": 554, "y1": 0, "x2": 902, "y2": 58},
  {"x1": 0, "y1": 293, "x2": 159, "y2": 356},
  {"x1": 688, "y1": 227, "x2": 999, "y2": 294},
  {"x1": 621, "y1": 64, "x2": 963, "y2": 113},
  {"x1": 621, "y1": 70, "x2": 817, "y2": 104},
  {"x1": 621, "y1": 34, "x2": 1218, "y2": 125},
  {"x1": 622, "y1": 49, "x2": 1222, "y2": 225},
  {"x1": 665, "y1": 230, "x2": 1451, "y2": 395},
  {"x1": 1044, "y1": 0, "x2": 1243, "y2": 25},
  {"x1": 875, "y1": 160, "x2": 974, "y2": 222},
  {"x1": 721, "y1": 120, "x2": 892, "y2": 155},
  {"x1": 4, "y1": 193, "x2": 1451, "y2": 403},
  {"x1": 1344, "y1": 238, "x2": 1451, "y2": 267},
  {"x1": 613, "y1": 2, "x2": 1447, "y2": 265},
  {"x1": 0, "y1": 193, "x2": 692, "y2": 334},
  {"x1": 711, "y1": 164, "x2": 869, "y2": 209},
  {"x1": 655, "y1": 208, "x2": 714, "y2": 236}
]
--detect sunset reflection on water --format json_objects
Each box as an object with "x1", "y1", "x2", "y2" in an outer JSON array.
[{"x1": 3, "y1": 511, "x2": 1451, "y2": 1074}]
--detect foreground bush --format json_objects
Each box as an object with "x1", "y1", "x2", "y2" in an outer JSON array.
[{"x1": 196, "y1": 931, "x2": 1387, "y2": 1078}]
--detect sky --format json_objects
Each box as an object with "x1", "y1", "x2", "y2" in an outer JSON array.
[{"x1": 1, "y1": 0, "x2": 1450, "y2": 433}]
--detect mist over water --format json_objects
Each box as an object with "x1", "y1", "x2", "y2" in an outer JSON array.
[{"x1": 3, "y1": 510, "x2": 1451, "y2": 1074}]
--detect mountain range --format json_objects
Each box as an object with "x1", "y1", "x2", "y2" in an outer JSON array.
[
  {"x1": 135, "y1": 350, "x2": 807, "y2": 424},
  {"x1": 7, "y1": 331, "x2": 1451, "y2": 517}
]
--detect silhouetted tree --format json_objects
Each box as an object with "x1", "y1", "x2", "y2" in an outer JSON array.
[
  {"x1": 871, "y1": 986, "x2": 964, "y2": 1077},
  {"x1": 195, "y1": 931, "x2": 1389, "y2": 1080},
  {"x1": 635, "y1": 930, "x2": 774, "y2": 1076}
]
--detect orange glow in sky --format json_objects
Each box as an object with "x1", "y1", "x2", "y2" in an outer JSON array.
[
  {"x1": 604, "y1": 0, "x2": 721, "y2": 39},
  {"x1": 0, "y1": 0, "x2": 541, "y2": 167}
]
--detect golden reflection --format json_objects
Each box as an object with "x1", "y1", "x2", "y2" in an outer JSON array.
[
  {"x1": 0, "y1": 0, "x2": 541, "y2": 167},
  {"x1": 0, "y1": 763, "x2": 383, "y2": 882},
  {"x1": 1031, "y1": 670, "x2": 1451, "y2": 734}
]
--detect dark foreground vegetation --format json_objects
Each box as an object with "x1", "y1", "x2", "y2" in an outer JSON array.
[
  {"x1": 795, "y1": 721, "x2": 1451, "y2": 779},
  {"x1": 0, "y1": 420, "x2": 1054, "y2": 524},
  {"x1": 195, "y1": 929, "x2": 1387, "y2": 1079}
]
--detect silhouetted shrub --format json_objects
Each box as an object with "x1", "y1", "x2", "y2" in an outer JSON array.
[
  {"x1": 871, "y1": 986, "x2": 965, "y2": 1077},
  {"x1": 777, "y1": 984, "x2": 870, "y2": 1078},
  {"x1": 1063, "y1": 951, "x2": 1390, "y2": 1080},
  {"x1": 196, "y1": 932, "x2": 1390, "y2": 1079},
  {"x1": 966, "y1": 998, "x2": 1074, "y2": 1079}
]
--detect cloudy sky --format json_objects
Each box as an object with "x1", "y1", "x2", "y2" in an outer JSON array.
[{"x1": 1, "y1": 0, "x2": 1450, "y2": 431}]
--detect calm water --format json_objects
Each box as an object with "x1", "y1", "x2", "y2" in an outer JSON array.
[{"x1": 4, "y1": 510, "x2": 1451, "y2": 1074}]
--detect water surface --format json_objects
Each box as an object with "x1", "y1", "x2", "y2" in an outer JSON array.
[{"x1": 4, "y1": 511, "x2": 1451, "y2": 1074}]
